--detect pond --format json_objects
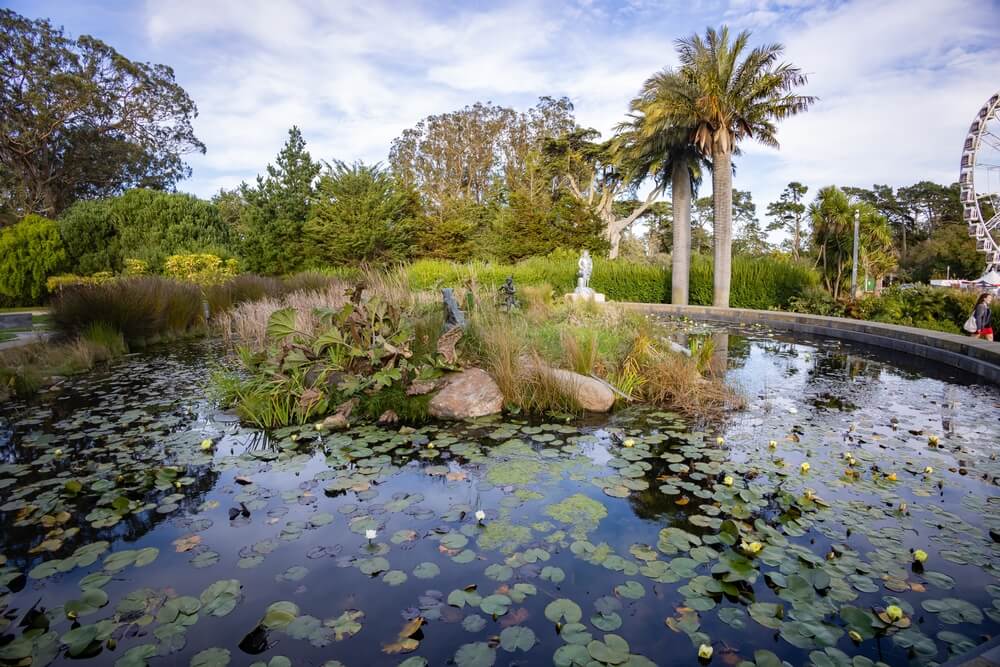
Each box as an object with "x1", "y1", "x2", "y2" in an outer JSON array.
[{"x1": 2, "y1": 324, "x2": 1000, "y2": 667}]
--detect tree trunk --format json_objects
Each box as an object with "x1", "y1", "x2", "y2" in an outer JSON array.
[
  {"x1": 712, "y1": 146, "x2": 733, "y2": 307},
  {"x1": 671, "y1": 161, "x2": 691, "y2": 305},
  {"x1": 603, "y1": 188, "x2": 661, "y2": 260}
]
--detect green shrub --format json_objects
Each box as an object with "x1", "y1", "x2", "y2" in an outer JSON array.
[
  {"x1": 51, "y1": 277, "x2": 204, "y2": 343},
  {"x1": 847, "y1": 285, "x2": 989, "y2": 334},
  {"x1": 59, "y1": 189, "x2": 233, "y2": 274},
  {"x1": 0, "y1": 215, "x2": 68, "y2": 304}
]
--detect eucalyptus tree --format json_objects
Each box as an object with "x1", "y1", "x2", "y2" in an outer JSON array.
[
  {"x1": 666, "y1": 26, "x2": 815, "y2": 306},
  {"x1": 0, "y1": 9, "x2": 204, "y2": 217}
]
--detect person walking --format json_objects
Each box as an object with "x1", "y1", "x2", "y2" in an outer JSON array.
[{"x1": 968, "y1": 293, "x2": 994, "y2": 341}]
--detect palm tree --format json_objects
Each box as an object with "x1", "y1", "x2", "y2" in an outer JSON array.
[
  {"x1": 667, "y1": 26, "x2": 815, "y2": 307},
  {"x1": 809, "y1": 187, "x2": 897, "y2": 299},
  {"x1": 621, "y1": 71, "x2": 706, "y2": 305}
]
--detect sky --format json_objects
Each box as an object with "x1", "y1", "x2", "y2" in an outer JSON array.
[{"x1": 7, "y1": 0, "x2": 1000, "y2": 232}]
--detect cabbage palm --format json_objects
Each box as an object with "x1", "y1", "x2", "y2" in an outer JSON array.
[{"x1": 668, "y1": 26, "x2": 815, "y2": 306}]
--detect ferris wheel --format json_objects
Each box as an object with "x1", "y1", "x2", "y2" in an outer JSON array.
[{"x1": 960, "y1": 90, "x2": 1000, "y2": 274}]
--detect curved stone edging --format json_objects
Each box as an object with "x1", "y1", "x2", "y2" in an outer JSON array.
[{"x1": 618, "y1": 303, "x2": 1000, "y2": 385}]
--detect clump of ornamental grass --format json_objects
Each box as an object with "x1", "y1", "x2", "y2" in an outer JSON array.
[
  {"x1": 215, "y1": 284, "x2": 352, "y2": 351},
  {"x1": 51, "y1": 276, "x2": 203, "y2": 344},
  {"x1": 562, "y1": 329, "x2": 600, "y2": 376}
]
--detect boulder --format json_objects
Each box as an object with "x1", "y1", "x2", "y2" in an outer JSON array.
[
  {"x1": 536, "y1": 366, "x2": 615, "y2": 412},
  {"x1": 429, "y1": 368, "x2": 504, "y2": 420}
]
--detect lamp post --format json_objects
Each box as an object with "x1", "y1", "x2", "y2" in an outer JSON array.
[{"x1": 851, "y1": 209, "x2": 860, "y2": 299}]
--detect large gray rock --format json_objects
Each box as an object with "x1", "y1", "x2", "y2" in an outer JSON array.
[
  {"x1": 535, "y1": 366, "x2": 615, "y2": 412},
  {"x1": 429, "y1": 368, "x2": 504, "y2": 420}
]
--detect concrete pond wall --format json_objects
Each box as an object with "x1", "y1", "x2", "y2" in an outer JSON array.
[{"x1": 619, "y1": 303, "x2": 1000, "y2": 386}]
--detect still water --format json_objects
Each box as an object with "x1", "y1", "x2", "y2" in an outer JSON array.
[{"x1": 1, "y1": 325, "x2": 999, "y2": 667}]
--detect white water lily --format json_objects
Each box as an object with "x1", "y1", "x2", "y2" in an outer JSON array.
[
  {"x1": 365, "y1": 529, "x2": 377, "y2": 540},
  {"x1": 475, "y1": 510, "x2": 486, "y2": 521}
]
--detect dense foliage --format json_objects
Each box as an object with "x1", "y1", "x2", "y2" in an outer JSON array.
[
  {"x1": 0, "y1": 214, "x2": 67, "y2": 304},
  {"x1": 234, "y1": 127, "x2": 322, "y2": 275},
  {"x1": 305, "y1": 162, "x2": 420, "y2": 266},
  {"x1": 59, "y1": 189, "x2": 232, "y2": 274},
  {"x1": 0, "y1": 9, "x2": 203, "y2": 219}
]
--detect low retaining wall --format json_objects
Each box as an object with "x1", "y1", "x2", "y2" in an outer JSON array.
[{"x1": 619, "y1": 303, "x2": 1000, "y2": 385}]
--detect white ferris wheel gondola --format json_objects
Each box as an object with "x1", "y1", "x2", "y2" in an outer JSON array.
[{"x1": 961, "y1": 90, "x2": 1000, "y2": 275}]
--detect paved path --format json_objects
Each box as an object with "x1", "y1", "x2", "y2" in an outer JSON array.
[{"x1": 0, "y1": 331, "x2": 51, "y2": 351}]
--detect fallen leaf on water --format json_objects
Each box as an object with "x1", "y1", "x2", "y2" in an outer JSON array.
[
  {"x1": 382, "y1": 638, "x2": 419, "y2": 654},
  {"x1": 173, "y1": 535, "x2": 202, "y2": 552},
  {"x1": 500, "y1": 607, "x2": 530, "y2": 628},
  {"x1": 398, "y1": 616, "x2": 424, "y2": 639}
]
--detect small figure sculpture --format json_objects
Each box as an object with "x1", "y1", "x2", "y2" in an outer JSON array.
[
  {"x1": 498, "y1": 276, "x2": 519, "y2": 311},
  {"x1": 442, "y1": 288, "x2": 466, "y2": 332},
  {"x1": 575, "y1": 250, "x2": 595, "y2": 297}
]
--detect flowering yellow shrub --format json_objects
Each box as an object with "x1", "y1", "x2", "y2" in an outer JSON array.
[
  {"x1": 46, "y1": 272, "x2": 115, "y2": 292},
  {"x1": 122, "y1": 258, "x2": 148, "y2": 276},
  {"x1": 163, "y1": 254, "x2": 238, "y2": 286}
]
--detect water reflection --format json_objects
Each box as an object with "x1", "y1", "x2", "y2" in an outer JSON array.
[{"x1": 0, "y1": 333, "x2": 999, "y2": 667}]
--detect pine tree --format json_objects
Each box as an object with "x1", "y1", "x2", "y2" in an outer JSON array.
[{"x1": 239, "y1": 126, "x2": 321, "y2": 274}]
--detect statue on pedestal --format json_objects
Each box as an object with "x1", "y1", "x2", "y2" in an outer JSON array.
[{"x1": 575, "y1": 250, "x2": 595, "y2": 297}]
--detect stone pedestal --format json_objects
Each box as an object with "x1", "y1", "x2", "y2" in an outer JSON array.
[{"x1": 564, "y1": 291, "x2": 606, "y2": 304}]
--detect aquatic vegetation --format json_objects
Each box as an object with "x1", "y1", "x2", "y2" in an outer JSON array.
[{"x1": 1, "y1": 326, "x2": 1000, "y2": 666}]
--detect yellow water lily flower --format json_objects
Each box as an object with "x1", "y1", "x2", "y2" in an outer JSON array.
[
  {"x1": 741, "y1": 540, "x2": 763, "y2": 554},
  {"x1": 923, "y1": 466, "x2": 933, "y2": 475},
  {"x1": 803, "y1": 489, "x2": 816, "y2": 501},
  {"x1": 200, "y1": 439, "x2": 213, "y2": 451},
  {"x1": 314, "y1": 422, "x2": 324, "y2": 431},
  {"x1": 768, "y1": 440, "x2": 777, "y2": 449},
  {"x1": 716, "y1": 436, "x2": 725, "y2": 445},
  {"x1": 928, "y1": 435, "x2": 939, "y2": 446},
  {"x1": 898, "y1": 502, "x2": 908, "y2": 513},
  {"x1": 800, "y1": 462, "x2": 810, "y2": 474},
  {"x1": 54, "y1": 449, "x2": 63, "y2": 457},
  {"x1": 885, "y1": 472, "x2": 897, "y2": 481},
  {"x1": 848, "y1": 630, "x2": 862, "y2": 642},
  {"x1": 698, "y1": 644, "x2": 713, "y2": 659},
  {"x1": 723, "y1": 475, "x2": 734, "y2": 487},
  {"x1": 427, "y1": 442, "x2": 435, "y2": 448},
  {"x1": 914, "y1": 549, "x2": 928, "y2": 563},
  {"x1": 623, "y1": 438, "x2": 635, "y2": 448},
  {"x1": 886, "y1": 605, "x2": 903, "y2": 621}
]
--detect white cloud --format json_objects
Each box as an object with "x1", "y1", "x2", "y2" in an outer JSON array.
[{"x1": 133, "y1": 0, "x2": 1000, "y2": 236}]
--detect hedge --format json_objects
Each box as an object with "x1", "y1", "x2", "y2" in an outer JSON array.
[{"x1": 405, "y1": 254, "x2": 819, "y2": 310}]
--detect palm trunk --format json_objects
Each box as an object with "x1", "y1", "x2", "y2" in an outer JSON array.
[
  {"x1": 712, "y1": 146, "x2": 733, "y2": 307},
  {"x1": 671, "y1": 161, "x2": 691, "y2": 305}
]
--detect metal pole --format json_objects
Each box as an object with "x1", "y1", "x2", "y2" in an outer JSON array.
[{"x1": 851, "y1": 209, "x2": 860, "y2": 299}]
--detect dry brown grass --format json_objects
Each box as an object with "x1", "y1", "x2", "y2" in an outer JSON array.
[
  {"x1": 521, "y1": 283, "x2": 554, "y2": 323},
  {"x1": 637, "y1": 351, "x2": 744, "y2": 421},
  {"x1": 215, "y1": 284, "x2": 352, "y2": 350}
]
